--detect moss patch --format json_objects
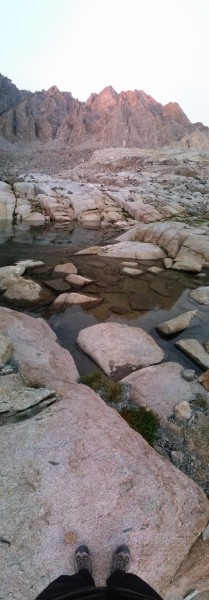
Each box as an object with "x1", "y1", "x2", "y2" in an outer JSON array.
[
  {"x1": 119, "y1": 406, "x2": 159, "y2": 446},
  {"x1": 78, "y1": 370, "x2": 124, "y2": 403}
]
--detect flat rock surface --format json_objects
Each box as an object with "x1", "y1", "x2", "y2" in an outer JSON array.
[
  {"x1": 98, "y1": 241, "x2": 166, "y2": 260},
  {"x1": 122, "y1": 362, "x2": 208, "y2": 419},
  {"x1": 1, "y1": 381, "x2": 209, "y2": 600},
  {"x1": 0, "y1": 333, "x2": 12, "y2": 367},
  {"x1": 65, "y1": 274, "x2": 92, "y2": 288},
  {"x1": 77, "y1": 323, "x2": 164, "y2": 376},
  {"x1": 51, "y1": 292, "x2": 103, "y2": 311},
  {"x1": 176, "y1": 339, "x2": 209, "y2": 370},
  {"x1": 54, "y1": 262, "x2": 77, "y2": 275}
]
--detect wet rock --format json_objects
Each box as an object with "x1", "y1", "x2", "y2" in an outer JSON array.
[
  {"x1": 121, "y1": 267, "x2": 143, "y2": 276},
  {"x1": 175, "y1": 401, "x2": 192, "y2": 422},
  {"x1": 204, "y1": 341, "x2": 209, "y2": 354},
  {"x1": 164, "y1": 258, "x2": 173, "y2": 269},
  {"x1": 3, "y1": 277, "x2": 53, "y2": 307},
  {"x1": 122, "y1": 362, "x2": 207, "y2": 419},
  {"x1": 176, "y1": 339, "x2": 209, "y2": 370},
  {"x1": 190, "y1": 287, "x2": 209, "y2": 305},
  {"x1": 156, "y1": 310, "x2": 198, "y2": 335},
  {"x1": 65, "y1": 274, "x2": 92, "y2": 288},
  {"x1": 97, "y1": 241, "x2": 165, "y2": 260},
  {"x1": 45, "y1": 279, "x2": 72, "y2": 292},
  {"x1": 54, "y1": 262, "x2": 77, "y2": 276},
  {"x1": 148, "y1": 266, "x2": 164, "y2": 274},
  {"x1": 172, "y1": 257, "x2": 202, "y2": 273},
  {"x1": 77, "y1": 323, "x2": 164, "y2": 376},
  {"x1": 0, "y1": 333, "x2": 12, "y2": 367},
  {"x1": 51, "y1": 292, "x2": 103, "y2": 311},
  {"x1": 122, "y1": 261, "x2": 139, "y2": 268}
]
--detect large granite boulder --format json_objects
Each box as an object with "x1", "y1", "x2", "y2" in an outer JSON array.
[
  {"x1": 0, "y1": 309, "x2": 209, "y2": 600},
  {"x1": 77, "y1": 323, "x2": 164, "y2": 376},
  {"x1": 77, "y1": 241, "x2": 165, "y2": 260}
]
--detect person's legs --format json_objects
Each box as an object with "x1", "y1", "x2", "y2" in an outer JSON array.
[
  {"x1": 107, "y1": 545, "x2": 164, "y2": 600},
  {"x1": 35, "y1": 546, "x2": 95, "y2": 600}
]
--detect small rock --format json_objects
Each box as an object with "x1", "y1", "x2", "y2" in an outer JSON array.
[
  {"x1": 51, "y1": 293, "x2": 103, "y2": 311},
  {"x1": 171, "y1": 450, "x2": 184, "y2": 465},
  {"x1": 65, "y1": 274, "x2": 92, "y2": 288},
  {"x1": 176, "y1": 339, "x2": 209, "y2": 370},
  {"x1": 181, "y1": 369, "x2": 196, "y2": 382},
  {"x1": 54, "y1": 263, "x2": 77, "y2": 276},
  {"x1": 156, "y1": 310, "x2": 198, "y2": 336},
  {"x1": 121, "y1": 267, "x2": 143, "y2": 276},
  {"x1": 190, "y1": 287, "x2": 209, "y2": 305},
  {"x1": 122, "y1": 261, "x2": 138, "y2": 268},
  {"x1": 172, "y1": 258, "x2": 202, "y2": 273},
  {"x1": 45, "y1": 279, "x2": 71, "y2": 292},
  {"x1": 148, "y1": 266, "x2": 164, "y2": 274},
  {"x1": 164, "y1": 258, "x2": 173, "y2": 269},
  {"x1": 174, "y1": 401, "x2": 192, "y2": 422}
]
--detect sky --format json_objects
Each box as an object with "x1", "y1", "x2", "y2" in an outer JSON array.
[{"x1": 1, "y1": 0, "x2": 209, "y2": 125}]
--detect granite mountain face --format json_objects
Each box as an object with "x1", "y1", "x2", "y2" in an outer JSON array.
[{"x1": 0, "y1": 74, "x2": 208, "y2": 148}]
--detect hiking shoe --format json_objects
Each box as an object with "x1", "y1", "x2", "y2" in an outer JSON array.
[
  {"x1": 111, "y1": 544, "x2": 130, "y2": 573},
  {"x1": 74, "y1": 545, "x2": 92, "y2": 574}
]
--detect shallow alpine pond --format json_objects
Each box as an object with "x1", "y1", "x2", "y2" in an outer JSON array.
[{"x1": 0, "y1": 221, "x2": 209, "y2": 377}]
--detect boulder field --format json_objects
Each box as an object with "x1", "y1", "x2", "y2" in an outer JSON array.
[{"x1": 1, "y1": 307, "x2": 209, "y2": 600}]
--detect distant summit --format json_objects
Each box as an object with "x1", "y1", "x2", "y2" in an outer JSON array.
[{"x1": 0, "y1": 74, "x2": 208, "y2": 149}]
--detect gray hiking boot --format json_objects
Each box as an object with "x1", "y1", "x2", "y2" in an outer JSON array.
[
  {"x1": 74, "y1": 545, "x2": 92, "y2": 574},
  {"x1": 111, "y1": 544, "x2": 130, "y2": 573}
]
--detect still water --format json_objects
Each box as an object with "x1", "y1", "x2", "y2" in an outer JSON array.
[{"x1": 0, "y1": 221, "x2": 208, "y2": 376}]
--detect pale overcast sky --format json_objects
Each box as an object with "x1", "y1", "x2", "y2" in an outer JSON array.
[{"x1": 1, "y1": 0, "x2": 209, "y2": 125}]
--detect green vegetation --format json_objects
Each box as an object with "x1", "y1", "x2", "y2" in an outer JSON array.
[
  {"x1": 119, "y1": 406, "x2": 159, "y2": 446},
  {"x1": 193, "y1": 393, "x2": 208, "y2": 410},
  {"x1": 78, "y1": 369, "x2": 124, "y2": 403}
]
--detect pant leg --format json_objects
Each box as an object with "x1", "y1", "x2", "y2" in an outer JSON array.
[
  {"x1": 35, "y1": 569, "x2": 95, "y2": 600},
  {"x1": 107, "y1": 570, "x2": 164, "y2": 600}
]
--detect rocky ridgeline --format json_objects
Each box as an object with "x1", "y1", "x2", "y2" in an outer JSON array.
[
  {"x1": 1, "y1": 147, "x2": 209, "y2": 599},
  {"x1": 0, "y1": 74, "x2": 209, "y2": 149}
]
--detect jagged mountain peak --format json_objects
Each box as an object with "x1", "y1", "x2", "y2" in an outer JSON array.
[{"x1": 0, "y1": 74, "x2": 209, "y2": 149}]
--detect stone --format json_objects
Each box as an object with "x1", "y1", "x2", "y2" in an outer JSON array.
[
  {"x1": 202, "y1": 523, "x2": 209, "y2": 541},
  {"x1": 156, "y1": 310, "x2": 198, "y2": 335},
  {"x1": 54, "y1": 262, "x2": 77, "y2": 276},
  {"x1": 0, "y1": 373, "x2": 54, "y2": 414},
  {"x1": 172, "y1": 257, "x2": 202, "y2": 273},
  {"x1": 121, "y1": 267, "x2": 143, "y2": 276},
  {"x1": 198, "y1": 371, "x2": 209, "y2": 391},
  {"x1": 24, "y1": 211, "x2": 45, "y2": 224},
  {"x1": 97, "y1": 241, "x2": 165, "y2": 260},
  {"x1": 0, "y1": 333, "x2": 12, "y2": 367},
  {"x1": 45, "y1": 279, "x2": 71, "y2": 292},
  {"x1": 148, "y1": 266, "x2": 164, "y2": 274},
  {"x1": 3, "y1": 277, "x2": 52, "y2": 307},
  {"x1": 164, "y1": 537, "x2": 209, "y2": 599},
  {"x1": 182, "y1": 369, "x2": 196, "y2": 382},
  {"x1": 122, "y1": 261, "x2": 139, "y2": 268},
  {"x1": 174, "y1": 400, "x2": 192, "y2": 421},
  {"x1": 65, "y1": 274, "x2": 92, "y2": 288},
  {"x1": 122, "y1": 362, "x2": 207, "y2": 419},
  {"x1": 77, "y1": 323, "x2": 164, "y2": 376},
  {"x1": 176, "y1": 339, "x2": 209, "y2": 370},
  {"x1": 0, "y1": 307, "x2": 78, "y2": 389},
  {"x1": 75, "y1": 246, "x2": 101, "y2": 256},
  {"x1": 164, "y1": 258, "x2": 173, "y2": 269},
  {"x1": 190, "y1": 287, "x2": 209, "y2": 305},
  {"x1": 1, "y1": 305, "x2": 209, "y2": 599},
  {"x1": 51, "y1": 292, "x2": 103, "y2": 311},
  {"x1": 64, "y1": 532, "x2": 77, "y2": 545},
  {"x1": 204, "y1": 341, "x2": 209, "y2": 354}
]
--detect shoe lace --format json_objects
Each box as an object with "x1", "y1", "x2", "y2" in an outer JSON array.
[
  {"x1": 76, "y1": 553, "x2": 89, "y2": 571},
  {"x1": 115, "y1": 553, "x2": 129, "y2": 571}
]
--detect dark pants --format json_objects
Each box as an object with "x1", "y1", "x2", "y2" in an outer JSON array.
[{"x1": 35, "y1": 569, "x2": 164, "y2": 600}]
